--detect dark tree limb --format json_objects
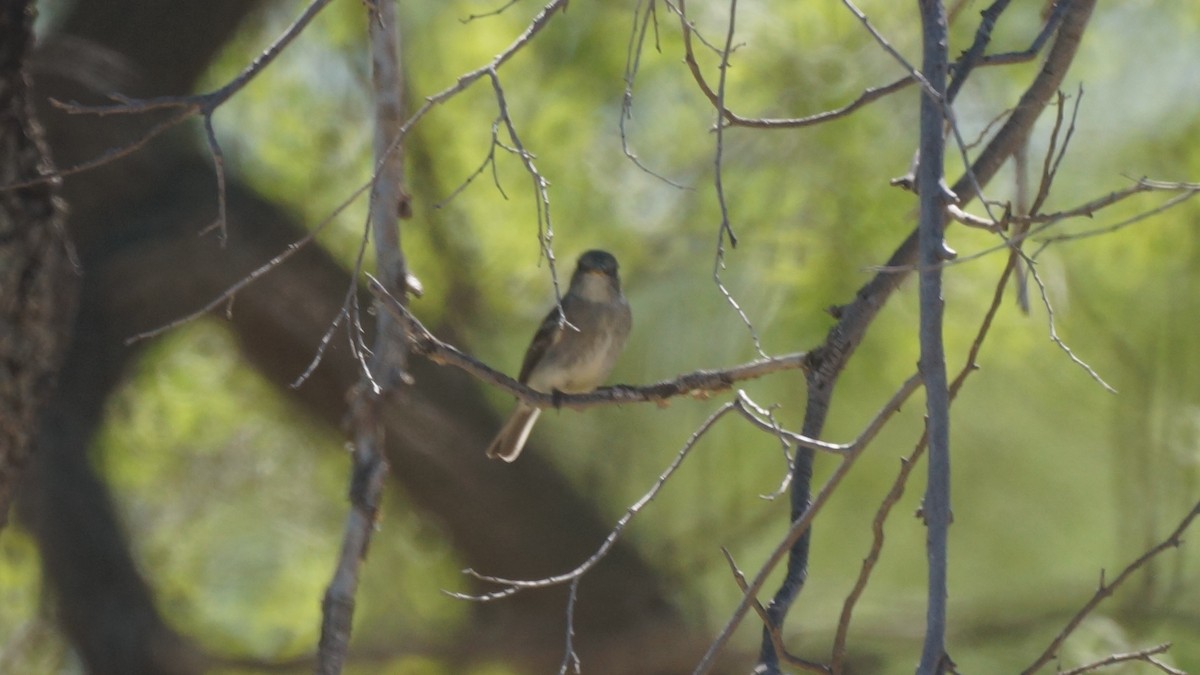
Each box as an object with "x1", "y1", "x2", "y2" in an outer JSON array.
[{"x1": 0, "y1": 0, "x2": 77, "y2": 526}]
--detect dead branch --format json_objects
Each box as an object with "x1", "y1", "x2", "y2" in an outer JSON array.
[
  {"x1": 1020, "y1": 501, "x2": 1200, "y2": 675},
  {"x1": 1057, "y1": 643, "x2": 1180, "y2": 675},
  {"x1": 315, "y1": 1, "x2": 409, "y2": 672}
]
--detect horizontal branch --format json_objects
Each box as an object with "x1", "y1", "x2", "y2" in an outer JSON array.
[
  {"x1": 368, "y1": 275, "x2": 809, "y2": 409},
  {"x1": 874, "y1": 177, "x2": 1200, "y2": 274},
  {"x1": 1057, "y1": 643, "x2": 1179, "y2": 675}
]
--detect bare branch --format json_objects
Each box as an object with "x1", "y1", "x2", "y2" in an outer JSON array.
[
  {"x1": 693, "y1": 374, "x2": 924, "y2": 674},
  {"x1": 371, "y1": 277, "x2": 808, "y2": 408},
  {"x1": 557, "y1": 580, "x2": 582, "y2": 675},
  {"x1": 673, "y1": 0, "x2": 1062, "y2": 132},
  {"x1": 1057, "y1": 643, "x2": 1180, "y2": 675},
  {"x1": 1020, "y1": 501, "x2": 1200, "y2": 675},
  {"x1": 913, "y1": 3, "x2": 953, "y2": 672},
  {"x1": 4, "y1": 0, "x2": 338, "y2": 242},
  {"x1": 757, "y1": 3, "x2": 1098, "y2": 670},
  {"x1": 1034, "y1": 185, "x2": 1200, "y2": 247},
  {"x1": 872, "y1": 177, "x2": 1200, "y2": 276},
  {"x1": 118, "y1": 0, "x2": 588, "y2": 351},
  {"x1": 449, "y1": 401, "x2": 740, "y2": 602},
  {"x1": 833, "y1": 248, "x2": 1021, "y2": 671},
  {"x1": 124, "y1": 174, "x2": 373, "y2": 345},
  {"x1": 1025, "y1": 257, "x2": 1116, "y2": 393},
  {"x1": 720, "y1": 548, "x2": 830, "y2": 674},
  {"x1": 945, "y1": 0, "x2": 1013, "y2": 103},
  {"x1": 620, "y1": 0, "x2": 690, "y2": 188},
  {"x1": 978, "y1": 0, "x2": 1071, "y2": 67},
  {"x1": 707, "y1": 0, "x2": 768, "y2": 358},
  {"x1": 485, "y1": 68, "x2": 566, "y2": 308},
  {"x1": 316, "y1": 1, "x2": 409, "y2": 671},
  {"x1": 460, "y1": 0, "x2": 523, "y2": 23}
]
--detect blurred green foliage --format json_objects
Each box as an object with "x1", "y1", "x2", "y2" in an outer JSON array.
[{"x1": 4, "y1": 0, "x2": 1199, "y2": 673}]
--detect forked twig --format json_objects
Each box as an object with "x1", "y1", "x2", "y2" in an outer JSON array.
[
  {"x1": 1057, "y1": 643, "x2": 1180, "y2": 675},
  {"x1": 720, "y1": 548, "x2": 830, "y2": 673},
  {"x1": 1020, "y1": 501, "x2": 1199, "y2": 675}
]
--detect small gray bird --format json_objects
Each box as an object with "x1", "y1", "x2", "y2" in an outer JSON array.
[{"x1": 486, "y1": 250, "x2": 632, "y2": 462}]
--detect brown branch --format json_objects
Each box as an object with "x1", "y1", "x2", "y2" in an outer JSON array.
[
  {"x1": 1019, "y1": 501, "x2": 1200, "y2": 675},
  {"x1": 672, "y1": 0, "x2": 1061, "y2": 131},
  {"x1": 1034, "y1": 186, "x2": 1200, "y2": 247},
  {"x1": 370, "y1": 275, "x2": 811, "y2": 409},
  {"x1": 1057, "y1": 643, "x2": 1180, "y2": 675},
  {"x1": 874, "y1": 177, "x2": 1200, "y2": 275},
  {"x1": 831, "y1": 250, "x2": 1020, "y2": 672},
  {"x1": 720, "y1": 548, "x2": 830, "y2": 674},
  {"x1": 674, "y1": 0, "x2": 917, "y2": 130},
  {"x1": 692, "y1": 374, "x2": 924, "y2": 674}
]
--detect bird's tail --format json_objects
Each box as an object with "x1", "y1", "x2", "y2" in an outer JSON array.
[{"x1": 486, "y1": 404, "x2": 541, "y2": 462}]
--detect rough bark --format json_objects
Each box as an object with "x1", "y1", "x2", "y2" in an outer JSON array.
[{"x1": 0, "y1": 0, "x2": 76, "y2": 527}]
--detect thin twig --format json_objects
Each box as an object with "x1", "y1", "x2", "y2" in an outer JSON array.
[
  {"x1": 708, "y1": 0, "x2": 769, "y2": 359},
  {"x1": 485, "y1": 68, "x2": 566, "y2": 309},
  {"x1": 1057, "y1": 643, "x2": 1179, "y2": 675},
  {"x1": 7, "y1": 0, "x2": 339, "y2": 241},
  {"x1": 873, "y1": 177, "x2": 1200, "y2": 275},
  {"x1": 449, "y1": 401, "x2": 740, "y2": 602},
  {"x1": 434, "y1": 118, "x2": 510, "y2": 207},
  {"x1": 460, "y1": 0, "x2": 523, "y2": 23},
  {"x1": 1025, "y1": 259, "x2": 1116, "y2": 392},
  {"x1": 620, "y1": 0, "x2": 689, "y2": 188},
  {"x1": 1020, "y1": 502, "x2": 1200, "y2": 675},
  {"x1": 123, "y1": 172, "x2": 373, "y2": 345}
]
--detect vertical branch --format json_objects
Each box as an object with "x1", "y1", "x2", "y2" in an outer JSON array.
[
  {"x1": 0, "y1": 0, "x2": 77, "y2": 527},
  {"x1": 915, "y1": 1, "x2": 952, "y2": 674},
  {"x1": 316, "y1": 1, "x2": 409, "y2": 673}
]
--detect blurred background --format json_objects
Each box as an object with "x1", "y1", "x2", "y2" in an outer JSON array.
[{"x1": 1, "y1": 0, "x2": 1197, "y2": 673}]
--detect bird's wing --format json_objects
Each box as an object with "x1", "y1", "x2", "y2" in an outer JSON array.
[{"x1": 517, "y1": 303, "x2": 567, "y2": 384}]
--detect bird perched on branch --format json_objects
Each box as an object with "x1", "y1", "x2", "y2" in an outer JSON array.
[{"x1": 486, "y1": 250, "x2": 632, "y2": 462}]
